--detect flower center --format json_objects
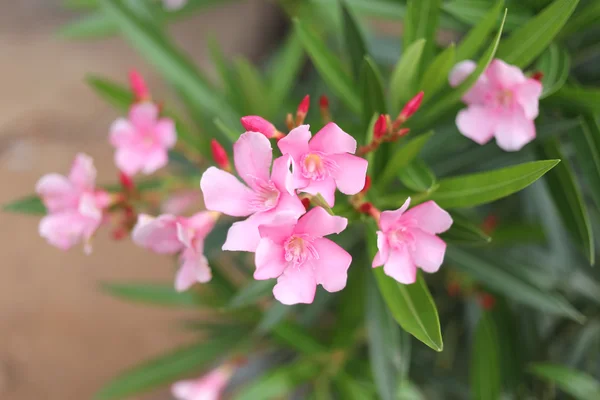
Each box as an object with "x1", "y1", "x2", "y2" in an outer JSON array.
[
  {"x1": 300, "y1": 153, "x2": 338, "y2": 181},
  {"x1": 142, "y1": 135, "x2": 155, "y2": 148},
  {"x1": 249, "y1": 180, "x2": 280, "y2": 212},
  {"x1": 496, "y1": 89, "x2": 514, "y2": 108},
  {"x1": 387, "y1": 226, "x2": 416, "y2": 251},
  {"x1": 284, "y1": 235, "x2": 318, "y2": 266}
]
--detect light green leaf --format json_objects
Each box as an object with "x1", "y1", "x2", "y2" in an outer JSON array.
[
  {"x1": 559, "y1": 0, "x2": 600, "y2": 37},
  {"x1": 403, "y1": 0, "x2": 441, "y2": 67},
  {"x1": 207, "y1": 36, "x2": 241, "y2": 112},
  {"x1": 398, "y1": 159, "x2": 437, "y2": 193},
  {"x1": 390, "y1": 39, "x2": 425, "y2": 113},
  {"x1": 426, "y1": 159, "x2": 559, "y2": 208},
  {"x1": 341, "y1": 0, "x2": 368, "y2": 80},
  {"x1": 549, "y1": 85, "x2": 600, "y2": 114},
  {"x1": 419, "y1": 43, "x2": 455, "y2": 101},
  {"x1": 63, "y1": 0, "x2": 98, "y2": 10},
  {"x1": 228, "y1": 280, "x2": 274, "y2": 308},
  {"x1": 233, "y1": 57, "x2": 269, "y2": 116},
  {"x1": 444, "y1": 0, "x2": 531, "y2": 33},
  {"x1": 268, "y1": 30, "x2": 305, "y2": 109},
  {"x1": 537, "y1": 138, "x2": 594, "y2": 264},
  {"x1": 470, "y1": 313, "x2": 501, "y2": 400},
  {"x1": 397, "y1": 381, "x2": 427, "y2": 400},
  {"x1": 3, "y1": 195, "x2": 46, "y2": 215},
  {"x1": 454, "y1": 0, "x2": 505, "y2": 62},
  {"x1": 529, "y1": 363, "x2": 600, "y2": 400},
  {"x1": 573, "y1": 115, "x2": 600, "y2": 212},
  {"x1": 270, "y1": 321, "x2": 327, "y2": 355},
  {"x1": 293, "y1": 18, "x2": 361, "y2": 114},
  {"x1": 335, "y1": 374, "x2": 376, "y2": 400},
  {"x1": 496, "y1": 0, "x2": 579, "y2": 68},
  {"x1": 360, "y1": 57, "x2": 387, "y2": 134},
  {"x1": 59, "y1": 12, "x2": 116, "y2": 39},
  {"x1": 86, "y1": 75, "x2": 133, "y2": 111},
  {"x1": 378, "y1": 131, "x2": 434, "y2": 188},
  {"x1": 535, "y1": 44, "x2": 570, "y2": 98},
  {"x1": 95, "y1": 335, "x2": 243, "y2": 399},
  {"x1": 440, "y1": 213, "x2": 492, "y2": 246},
  {"x1": 100, "y1": 282, "x2": 206, "y2": 308},
  {"x1": 445, "y1": 247, "x2": 584, "y2": 322}
]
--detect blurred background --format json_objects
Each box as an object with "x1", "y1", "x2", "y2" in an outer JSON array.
[{"x1": 0, "y1": 1, "x2": 280, "y2": 398}]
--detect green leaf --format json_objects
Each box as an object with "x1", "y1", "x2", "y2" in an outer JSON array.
[
  {"x1": 470, "y1": 313, "x2": 501, "y2": 400},
  {"x1": 86, "y1": 75, "x2": 133, "y2": 111},
  {"x1": 271, "y1": 321, "x2": 327, "y2": 355},
  {"x1": 426, "y1": 159, "x2": 559, "y2": 208},
  {"x1": 444, "y1": 0, "x2": 531, "y2": 32},
  {"x1": 366, "y1": 273, "x2": 401, "y2": 400},
  {"x1": 207, "y1": 36, "x2": 241, "y2": 111},
  {"x1": 293, "y1": 18, "x2": 361, "y2": 114},
  {"x1": 335, "y1": 374, "x2": 376, "y2": 400},
  {"x1": 59, "y1": 12, "x2": 116, "y2": 39},
  {"x1": 378, "y1": 131, "x2": 434, "y2": 188},
  {"x1": 360, "y1": 57, "x2": 387, "y2": 134},
  {"x1": 440, "y1": 213, "x2": 492, "y2": 246},
  {"x1": 445, "y1": 247, "x2": 584, "y2": 322},
  {"x1": 100, "y1": 282, "x2": 206, "y2": 308},
  {"x1": 495, "y1": 0, "x2": 579, "y2": 68},
  {"x1": 560, "y1": 0, "x2": 600, "y2": 37},
  {"x1": 3, "y1": 195, "x2": 46, "y2": 215},
  {"x1": 403, "y1": 0, "x2": 441, "y2": 67},
  {"x1": 454, "y1": 0, "x2": 505, "y2": 62},
  {"x1": 535, "y1": 44, "x2": 570, "y2": 98},
  {"x1": 390, "y1": 39, "x2": 426, "y2": 113},
  {"x1": 233, "y1": 57, "x2": 269, "y2": 116},
  {"x1": 419, "y1": 43, "x2": 455, "y2": 101},
  {"x1": 341, "y1": 0, "x2": 368, "y2": 80},
  {"x1": 529, "y1": 364, "x2": 600, "y2": 400},
  {"x1": 537, "y1": 139, "x2": 594, "y2": 264},
  {"x1": 398, "y1": 159, "x2": 437, "y2": 193},
  {"x1": 397, "y1": 381, "x2": 427, "y2": 400},
  {"x1": 233, "y1": 360, "x2": 321, "y2": 400},
  {"x1": 229, "y1": 280, "x2": 274, "y2": 308},
  {"x1": 268, "y1": 30, "x2": 305, "y2": 109},
  {"x1": 573, "y1": 115, "x2": 600, "y2": 213},
  {"x1": 95, "y1": 335, "x2": 243, "y2": 399},
  {"x1": 310, "y1": 193, "x2": 335, "y2": 215},
  {"x1": 549, "y1": 85, "x2": 600, "y2": 114}
]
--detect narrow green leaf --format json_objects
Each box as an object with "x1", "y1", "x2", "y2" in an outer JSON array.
[
  {"x1": 419, "y1": 44, "x2": 455, "y2": 101},
  {"x1": 95, "y1": 335, "x2": 243, "y2": 399},
  {"x1": 426, "y1": 159, "x2": 559, "y2": 208},
  {"x1": 335, "y1": 374, "x2": 377, "y2": 400},
  {"x1": 446, "y1": 247, "x2": 584, "y2": 322},
  {"x1": 573, "y1": 115, "x2": 600, "y2": 212},
  {"x1": 310, "y1": 193, "x2": 335, "y2": 215},
  {"x1": 100, "y1": 282, "x2": 205, "y2": 308},
  {"x1": 549, "y1": 85, "x2": 600, "y2": 114},
  {"x1": 378, "y1": 131, "x2": 434, "y2": 188},
  {"x1": 535, "y1": 44, "x2": 570, "y2": 99},
  {"x1": 444, "y1": 0, "x2": 531, "y2": 32},
  {"x1": 3, "y1": 195, "x2": 46, "y2": 215},
  {"x1": 257, "y1": 303, "x2": 290, "y2": 334},
  {"x1": 398, "y1": 159, "x2": 437, "y2": 193},
  {"x1": 233, "y1": 57, "x2": 269, "y2": 116},
  {"x1": 86, "y1": 75, "x2": 133, "y2": 111},
  {"x1": 268, "y1": 30, "x2": 305, "y2": 109},
  {"x1": 360, "y1": 57, "x2": 387, "y2": 134},
  {"x1": 537, "y1": 139, "x2": 594, "y2": 264},
  {"x1": 293, "y1": 18, "x2": 361, "y2": 113},
  {"x1": 560, "y1": 0, "x2": 600, "y2": 37},
  {"x1": 63, "y1": 0, "x2": 98, "y2": 10},
  {"x1": 454, "y1": 0, "x2": 504, "y2": 62},
  {"x1": 496, "y1": 0, "x2": 579, "y2": 68},
  {"x1": 207, "y1": 36, "x2": 241, "y2": 111},
  {"x1": 229, "y1": 280, "x2": 274, "y2": 308},
  {"x1": 341, "y1": 0, "x2": 368, "y2": 80},
  {"x1": 403, "y1": 0, "x2": 441, "y2": 67},
  {"x1": 390, "y1": 39, "x2": 426, "y2": 113},
  {"x1": 470, "y1": 313, "x2": 501, "y2": 400},
  {"x1": 59, "y1": 12, "x2": 116, "y2": 39},
  {"x1": 529, "y1": 364, "x2": 600, "y2": 400},
  {"x1": 271, "y1": 321, "x2": 327, "y2": 354},
  {"x1": 397, "y1": 381, "x2": 427, "y2": 400},
  {"x1": 440, "y1": 213, "x2": 492, "y2": 246}
]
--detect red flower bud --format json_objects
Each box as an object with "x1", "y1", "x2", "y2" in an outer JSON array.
[
  {"x1": 210, "y1": 139, "x2": 230, "y2": 170},
  {"x1": 531, "y1": 71, "x2": 544, "y2": 82},
  {"x1": 359, "y1": 202, "x2": 373, "y2": 214},
  {"x1": 479, "y1": 293, "x2": 496, "y2": 310},
  {"x1": 481, "y1": 214, "x2": 498, "y2": 235},
  {"x1": 319, "y1": 95, "x2": 329, "y2": 110},
  {"x1": 240, "y1": 116, "x2": 276, "y2": 138},
  {"x1": 373, "y1": 114, "x2": 388, "y2": 139},
  {"x1": 301, "y1": 197, "x2": 311, "y2": 211},
  {"x1": 119, "y1": 171, "x2": 135, "y2": 192},
  {"x1": 297, "y1": 95, "x2": 310, "y2": 115},
  {"x1": 399, "y1": 91, "x2": 424, "y2": 120},
  {"x1": 360, "y1": 175, "x2": 371, "y2": 194},
  {"x1": 128, "y1": 68, "x2": 150, "y2": 102},
  {"x1": 111, "y1": 228, "x2": 128, "y2": 241}
]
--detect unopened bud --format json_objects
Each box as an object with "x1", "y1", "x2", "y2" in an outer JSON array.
[
  {"x1": 481, "y1": 214, "x2": 498, "y2": 235},
  {"x1": 128, "y1": 68, "x2": 150, "y2": 102},
  {"x1": 479, "y1": 293, "x2": 496, "y2": 310},
  {"x1": 301, "y1": 197, "x2": 311, "y2": 211},
  {"x1": 319, "y1": 95, "x2": 331, "y2": 122},
  {"x1": 119, "y1": 171, "x2": 135, "y2": 192},
  {"x1": 286, "y1": 113, "x2": 295, "y2": 131},
  {"x1": 211, "y1": 139, "x2": 230, "y2": 170},
  {"x1": 360, "y1": 176, "x2": 371, "y2": 194},
  {"x1": 399, "y1": 91, "x2": 424, "y2": 121},
  {"x1": 240, "y1": 116, "x2": 277, "y2": 138},
  {"x1": 373, "y1": 114, "x2": 388, "y2": 139},
  {"x1": 531, "y1": 71, "x2": 544, "y2": 82},
  {"x1": 295, "y1": 95, "x2": 310, "y2": 125},
  {"x1": 111, "y1": 228, "x2": 128, "y2": 241},
  {"x1": 359, "y1": 202, "x2": 373, "y2": 214}
]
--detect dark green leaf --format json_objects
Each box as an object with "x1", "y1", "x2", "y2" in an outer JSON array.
[
  {"x1": 559, "y1": 0, "x2": 600, "y2": 37},
  {"x1": 3, "y1": 195, "x2": 46, "y2": 215},
  {"x1": 360, "y1": 57, "x2": 387, "y2": 134},
  {"x1": 426, "y1": 159, "x2": 559, "y2": 208},
  {"x1": 470, "y1": 313, "x2": 501, "y2": 400},
  {"x1": 403, "y1": 0, "x2": 442, "y2": 67},
  {"x1": 390, "y1": 39, "x2": 426, "y2": 113},
  {"x1": 100, "y1": 282, "x2": 206, "y2": 308},
  {"x1": 398, "y1": 159, "x2": 437, "y2": 193},
  {"x1": 549, "y1": 85, "x2": 600, "y2": 115},
  {"x1": 537, "y1": 138, "x2": 594, "y2": 264},
  {"x1": 419, "y1": 44, "x2": 455, "y2": 101},
  {"x1": 86, "y1": 75, "x2": 133, "y2": 111},
  {"x1": 229, "y1": 280, "x2": 274, "y2": 308},
  {"x1": 454, "y1": 0, "x2": 505, "y2": 62},
  {"x1": 440, "y1": 213, "x2": 492, "y2": 246},
  {"x1": 341, "y1": 0, "x2": 368, "y2": 80},
  {"x1": 444, "y1": 0, "x2": 531, "y2": 33},
  {"x1": 573, "y1": 115, "x2": 600, "y2": 212},
  {"x1": 378, "y1": 131, "x2": 434, "y2": 188},
  {"x1": 496, "y1": 0, "x2": 579, "y2": 68},
  {"x1": 335, "y1": 374, "x2": 376, "y2": 400},
  {"x1": 268, "y1": 30, "x2": 305, "y2": 109},
  {"x1": 233, "y1": 57, "x2": 269, "y2": 116},
  {"x1": 529, "y1": 363, "x2": 600, "y2": 400},
  {"x1": 535, "y1": 44, "x2": 570, "y2": 98},
  {"x1": 271, "y1": 321, "x2": 327, "y2": 355}
]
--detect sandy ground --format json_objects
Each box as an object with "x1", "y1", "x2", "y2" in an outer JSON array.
[{"x1": 0, "y1": 1, "x2": 278, "y2": 398}]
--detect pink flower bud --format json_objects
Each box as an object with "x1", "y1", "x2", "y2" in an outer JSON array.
[
  {"x1": 297, "y1": 95, "x2": 310, "y2": 116},
  {"x1": 128, "y1": 69, "x2": 150, "y2": 102},
  {"x1": 240, "y1": 116, "x2": 276, "y2": 138},
  {"x1": 531, "y1": 71, "x2": 544, "y2": 82},
  {"x1": 373, "y1": 114, "x2": 388, "y2": 139},
  {"x1": 119, "y1": 171, "x2": 135, "y2": 192},
  {"x1": 399, "y1": 91, "x2": 424, "y2": 120},
  {"x1": 210, "y1": 139, "x2": 230, "y2": 170},
  {"x1": 319, "y1": 95, "x2": 329, "y2": 110}
]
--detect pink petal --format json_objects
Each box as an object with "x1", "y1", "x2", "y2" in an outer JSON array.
[
  {"x1": 131, "y1": 214, "x2": 183, "y2": 254},
  {"x1": 515, "y1": 79, "x2": 543, "y2": 120},
  {"x1": 312, "y1": 238, "x2": 352, "y2": 292},
  {"x1": 456, "y1": 105, "x2": 497, "y2": 145},
  {"x1": 309, "y1": 122, "x2": 357, "y2": 154},
  {"x1": 449, "y1": 60, "x2": 491, "y2": 104},
  {"x1": 449, "y1": 60, "x2": 476, "y2": 87},
  {"x1": 35, "y1": 173, "x2": 77, "y2": 213},
  {"x1": 383, "y1": 246, "x2": 417, "y2": 284},
  {"x1": 233, "y1": 131, "x2": 272, "y2": 189},
  {"x1": 39, "y1": 212, "x2": 95, "y2": 251},
  {"x1": 402, "y1": 200, "x2": 453, "y2": 234},
  {"x1": 271, "y1": 191, "x2": 306, "y2": 220},
  {"x1": 200, "y1": 167, "x2": 253, "y2": 217},
  {"x1": 155, "y1": 118, "x2": 177, "y2": 148},
  {"x1": 161, "y1": 190, "x2": 201, "y2": 215},
  {"x1": 294, "y1": 206, "x2": 347, "y2": 238},
  {"x1": 379, "y1": 197, "x2": 411, "y2": 232},
  {"x1": 141, "y1": 149, "x2": 169, "y2": 175},
  {"x1": 258, "y1": 218, "x2": 296, "y2": 244},
  {"x1": 171, "y1": 380, "x2": 195, "y2": 399},
  {"x1": 493, "y1": 109, "x2": 536, "y2": 151},
  {"x1": 277, "y1": 124, "x2": 311, "y2": 161},
  {"x1": 222, "y1": 215, "x2": 262, "y2": 252},
  {"x1": 129, "y1": 102, "x2": 159, "y2": 130},
  {"x1": 254, "y1": 238, "x2": 287, "y2": 280},
  {"x1": 328, "y1": 153, "x2": 368, "y2": 195},
  {"x1": 78, "y1": 192, "x2": 103, "y2": 221},
  {"x1": 185, "y1": 211, "x2": 217, "y2": 239},
  {"x1": 109, "y1": 119, "x2": 135, "y2": 147},
  {"x1": 175, "y1": 249, "x2": 211, "y2": 292},
  {"x1": 270, "y1": 155, "x2": 295, "y2": 195},
  {"x1": 372, "y1": 231, "x2": 389, "y2": 267},
  {"x1": 114, "y1": 148, "x2": 145, "y2": 176},
  {"x1": 69, "y1": 153, "x2": 97, "y2": 191},
  {"x1": 290, "y1": 159, "x2": 311, "y2": 190},
  {"x1": 409, "y1": 229, "x2": 447, "y2": 273},
  {"x1": 300, "y1": 178, "x2": 337, "y2": 207},
  {"x1": 486, "y1": 59, "x2": 526, "y2": 88},
  {"x1": 272, "y1": 266, "x2": 317, "y2": 305}
]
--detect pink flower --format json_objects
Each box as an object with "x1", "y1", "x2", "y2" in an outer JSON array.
[
  {"x1": 277, "y1": 123, "x2": 368, "y2": 206},
  {"x1": 200, "y1": 132, "x2": 305, "y2": 252},
  {"x1": 449, "y1": 59, "x2": 542, "y2": 151},
  {"x1": 163, "y1": 0, "x2": 187, "y2": 11},
  {"x1": 172, "y1": 365, "x2": 233, "y2": 400},
  {"x1": 254, "y1": 207, "x2": 351, "y2": 305},
  {"x1": 109, "y1": 103, "x2": 176, "y2": 176},
  {"x1": 373, "y1": 198, "x2": 452, "y2": 284},
  {"x1": 161, "y1": 190, "x2": 202, "y2": 215},
  {"x1": 36, "y1": 153, "x2": 110, "y2": 253},
  {"x1": 132, "y1": 212, "x2": 217, "y2": 291}
]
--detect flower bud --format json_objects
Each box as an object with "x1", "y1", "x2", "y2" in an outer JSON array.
[
  {"x1": 128, "y1": 68, "x2": 150, "y2": 102},
  {"x1": 240, "y1": 116, "x2": 277, "y2": 138},
  {"x1": 319, "y1": 95, "x2": 330, "y2": 122},
  {"x1": 373, "y1": 114, "x2": 388, "y2": 139},
  {"x1": 398, "y1": 91, "x2": 424, "y2": 121},
  {"x1": 360, "y1": 175, "x2": 371, "y2": 194},
  {"x1": 295, "y1": 95, "x2": 310, "y2": 125},
  {"x1": 119, "y1": 171, "x2": 135, "y2": 192},
  {"x1": 301, "y1": 197, "x2": 311, "y2": 211},
  {"x1": 479, "y1": 292, "x2": 496, "y2": 310},
  {"x1": 210, "y1": 139, "x2": 230, "y2": 171},
  {"x1": 531, "y1": 71, "x2": 544, "y2": 82}
]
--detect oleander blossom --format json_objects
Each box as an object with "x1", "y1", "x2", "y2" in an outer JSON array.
[
  {"x1": 36, "y1": 153, "x2": 110, "y2": 253},
  {"x1": 132, "y1": 211, "x2": 217, "y2": 291},
  {"x1": 171, "y1": 365, "x2": 234, "y2": 400},
  {"x1": 449, "y1": 59, "x2": 543, "y2": 151},
  {"x1": 254, "y1": 207, "x2": 352, "y2": 305},
  {"x1": 373, "y1": 198, "x2": 452, "y2": 284},
  {"x1": 200, "y1": 131, "x2": 305, "y2": 252},
  {"x1": 109, "y1": 102, "x2": 177, "y2": 176},
  {"x1": 277, "y1": 123, "x2": 368, "y2": 206}
]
